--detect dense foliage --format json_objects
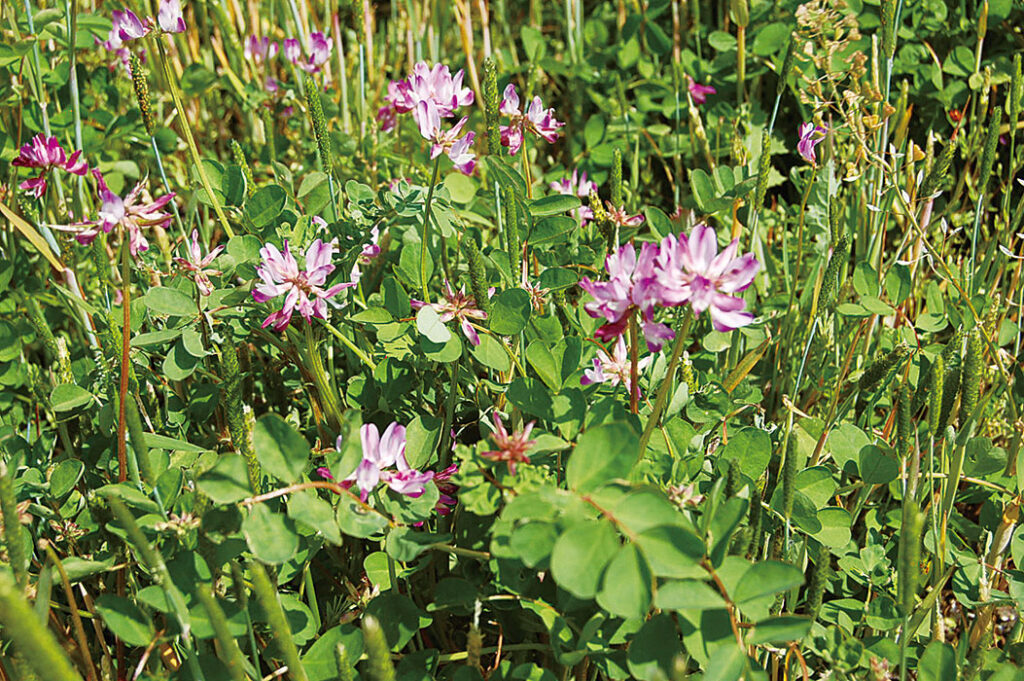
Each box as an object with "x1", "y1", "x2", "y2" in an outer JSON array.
[{"x1": 1, "y1": 0, "x2": 1023, "y2": 680}]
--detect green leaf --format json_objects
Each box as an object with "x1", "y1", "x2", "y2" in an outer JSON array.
[
  {"x1": 550, "y1": 519, "x2": 620, "y2": 599},
  {"x1": 385, "y1": 527, "x2": 448, "y2": 562},
  {"x1": 506, "y1": 377, "x2": 554, "y2": 420},
  {"x1": 302, "y1": 625, "x2": 364, "y2": 681},
  {"x1": 49, "y1": 459, "x2": 84, "y2": 498},
  {"x1": 690, "y1": 168, "x2": 717, "y2": 212},
  {"x1": 163, "y1": 339, "x2": 200, "y2": 381},
  {"x1": 144, "y1": 286, "x2": 195, "y2": 316},
  {"x1": 752, "y1": 22, "x2": 790, "y2": 56},
  {"x1": 49, "y1": 384, "x2": 93, "y2": 412},
  {"x1": 537, "y1": 267, "x2": 579, "y2": 291},
  {"x1": 404, "y1": 415, "x2": 441, "y2": 469},
  {"x1": 655, "y1": 580, "x2": 726, "y2": 611},
  {"x1": 635, "y1": 525, "x2": 705, "y2": 578},
  {"x1": 246, "y1": 185, "x2": 287, "y2": 229},
  {"x1": 566, "y1": 422, "x2": 639, "y2": 492},
  {"x1": 733, "y1": 560, "x2": 804, "y2": 605},
  {"x1": 253, "y1": 414, "x2": 310, "y2": 483},
  {"x1": 626, "y1": 614, "x2": 680, "y2": 681},
  {"x1": 702, "y1": 646, "x2": 748, "y2": 681},
  {"x1": 363, "y1": 593, "x2": 431, "y2": 650},
  {"x1": 918, "y1": 641, "x2": 956, "y2": 681},
  {"x1": 470, "y1": 334, "x2": 511, "y2": 372},
  {"x1": 337, "y1": 497, "x2": 388, "y2": 538},
  {"x1": 420, "y1": 333, "x2": 462, "y2": 363},
  {"x1": 227, "y1": 234, "x2": 262, "y2": 264},
  {"x1": 94, "y1": 595, "x2": 155, "y2": 647},
  {"x1": 528, "y1": 195, "x2": 582, "y2": 217},
  {"x1": 858, "y1": 444, "x2": 899, "y2": 484},
  {"x1": 287, "y1": 490, "x2": 342, "y2": 544},
  {"x1": 644, "y1": 206, "x2": 674, "y2": 238},
  {"x1": 596, "y1": 543, "x2": 652, "y2": 619},
  {"x1": 719, "y1": 427, "x2": 772, "y2": 480},
  {"x1": 242, "y1": 504, "x2": 299, "y2": 564},
  {"x1": 415, "y1": 306, "x2": 452, "y2": 343},
  {"x1": 747, "y1": 615, "x2": 813, "y2": 644},
  {"x1": 489, "y1": 288, "x2": 532, "y2": 335}
]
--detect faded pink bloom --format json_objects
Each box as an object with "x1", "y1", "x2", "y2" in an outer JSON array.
[
  {"x1": 13, "y1": 135, "x2": 88, "y2": 199},
  {"x1": 349, "y1": 226, "x2": 381, "y2": 284},
  {"x1": 59, "y1": 172, "x2": 174, "y2": 256},
  {"x1": 157, "y1": 0, "x2": 186, "y2": 33},
  {"x1": 345, "y1": 423, "x2": 433, "y2": 502},
  {"x1": 432, "y1": 463, "x2": 458, "y2": 515},
  {"x1": 655, "y1": 224, "x2": 759, "y2": 332},
  {"x1": 173, "y1": 229, "x2": 224, "y2": 296},
  {"x1": 606, "y1": 202, "x2": 644, "y2": 229},
  {"x1": 687, "y1": 76, "x2": 716, "y2": 105},
  {"x1": 481, "y1": 413, "x2": 536, "y2": 475},
  {"x1": 252, "y1": 239, "x2": 356, "y2": 331},
  {"x1": 283, "y1": 38, "x2": 302, "y2": 64},
  {"x1": 244, "y1": 35, "x2": 279, "y2": 64},
  {"x1": 581, "y1": 335, "x2": 653, "y2": 394},
  {"x1": 415, "y1": 104, "x2": 476, "y2": 175},
  {"x1": 798, "y1": 122, "x2": 826, "y2": 165},
  {"x1": 578, "y1": 243, "x2": 673, "y2": 351},
  {"x1": 377, "y1": 103, "x2": 397, "y2": 132},
  {"x1": 410, "y1": 281, "x2": 488, "y2": 346},
  {"x1": 499, "y1": 84, "x2": 564, "y2": 155},
  {"x1": 550, "y1": 170, "x2": 597, "y2": 224},
  {"x1": 283, "y1": 33, "x2": 331, "y2": 74}
]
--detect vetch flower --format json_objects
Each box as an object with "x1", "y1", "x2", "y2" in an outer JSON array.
[
  {"x1": 605, "y1": 202, "x2": 645, "y2": 229},
  {"x1": 687, "y1": 76, "x2": 716, "y2": 105},
  {"x1": 13, "y1": 134, "x2": 88, "y2": 198},
  {"x1": 432, "y1": 463, "x2": 459, "y2": 516},
  {"x1": 550, "y1": 170, "x2": 597, "y2": 224},
  {"x1": 244, "y1": 35, "x2": 279, "y2": 65},
  {"x1": 345, "y1": 423, "x2": 433, "y2": 502},
  {"x1": 499, "y1": 84, "x2": 565, "y2": 155},
  {"x1": 112, "y1": 9, "x2": 149, "y2": 42},
  {"x1": 481, "y1": 414, "x2": 536, "y2": 475},
  {"x1": 173, "y1": 229, "x2": 224, "y2": 296},
  {"x1": 387, "y1": 62, "x2": 475, "y2": 119},
  {"x1": 578, "y1": 242, "x2": 674, "y2": 351},
  {"x1": 581, "y1": 336, "x2": 653, "y2": 394},
  {"x1": 157, "y1": 0, "x2": 186, "y2": 33},
  {"x1": 252, "y1": 238, "x2": 356, "y2": 331},
  {"x1": 410, "y1": 281, "x2": 488, "y2": 346},
  {"x1": 655, "y1": 224, "x2": 760, "y2": 332},
  {"x1": 284, "y1": 32, "x2": 332, "y2": 74},
  {"x1": 283, "y1": 38, "x2": 302, "y2": 65},
  {"x1": 798, "y1": 122, "x2": 827, "y2": 165},
  {"x1": 60, "y1": 172, "x2": 174, "y2": 256},
  {"x1": 415, "y1": 104, "x2": 476, "y2": 175}
]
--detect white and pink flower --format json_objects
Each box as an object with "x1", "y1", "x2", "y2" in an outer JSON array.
[
  {"x1": 12, "y1": 134, "x2": 88, "y2": 198},
  {"x1": 499, "y1": 84, "x2": 564, "y2": 155}
]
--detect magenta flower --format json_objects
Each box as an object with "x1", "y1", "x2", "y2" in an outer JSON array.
[
  {"x1": 655, "y1": 224, "x2": 759, "y2": 332},
  {"x1": 481, "y1": 414, "x2": 536, "y2": 475},
  {"x1": 798, "y1": 123, "x2": 827, "y2": 165},
  {"x1": 13, "y1": 134, "x2": 88, "y2": 198},
  {"x1": 410, "y1": 281, "x2": 489, "y2": 346},
  {"x1": 579, "y1": 243, "x2": 674, "y2": 351},
  {"x1": 244, "y1": 35, "x2": 279, "y2": 64},
  {"x1": 345, "y1": 423, "x2": 433, "y2": 502},
  {"x1": 157, "y1": 0, "x2": 186, "y2": 33},
  {"x1": 606, "y1": 202, "x2": 644, "y2": 229},
  {"x1": 687, "y1": 76, "x2": 716, "y2": 106},
  {"x1": 499, "y1": 84, "x2": 565, "y2": 155},
  {"x1": 387, "y1": 62, "x2": 475, "y2": 118},
  {"x1": 283, "y1": 38, "x2": 301, "y2": 64},
  {"x1": 415, "y1": 104, "x2": 476, "y2": 175},
  {"x1": 173, "y1": 230, "x2": 224, "y2": 296},
  {"x1": 283, "y1": 32, "x2": 331, "y2": 74},
  {"x1": 112, "y1": 9, "x2": 149, "y2": 42},
  {"x1": 59, "y1": 172, "x2": 174, "y2": 256},
  {"x1": 432, "y1": 463, "x2": 459, "y2": 516},
  {"x1": 550, "y1": 170, "x2": 598, "y2": 224},
  {"x1": 581, "y1": 336, "x2": 653, "y2": 394},
  {"x1": 252, "y1": 239, "x2": 356, "y2": 331}
]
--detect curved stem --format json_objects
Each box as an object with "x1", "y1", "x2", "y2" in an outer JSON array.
[
  {"x1": 420, "y1": 157, "x2": 443, "y2": 302},
  {"x1": 638, "y1": 310, "x2": 693, "y2": 453}
]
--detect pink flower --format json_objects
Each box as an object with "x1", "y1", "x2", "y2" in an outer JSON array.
[
  {"x1": 415, "y1": 104, "x2": 476, "y2": 175},
  {"x1": 113, "y1": 9, "x2": 149, "y2": 42},
  {"x1": 580, "y1": 336, "x2": 653, "y2": 394},
  {"x1": 345, "y1": 423, "x2": 433, "y2": 502},
  {"x1": 244, "y1": 35, "x2": 279, "y2": 64},
  {"x1": 687, "y1": 76, "x2": 716, "y2": 106},
  {"x1": 173, "y1": 229, "x2": 224, "y2": 296},
  {"x1": 798, "y1": 123, "x2": 827, "y2": 165},
  {"x1": 252, "y1": 239, "x2": 356, "y2": 331},
  {"x1": 59, "y1": 172, "x2": 174, "y2": 256},
  {"x1": 655, "y1": 224, "x2": 760, "y2": 332},
  {"x1": 157, "y1": 0, "x2": 186, "y2": 33},
  {"x1": 387, "y1": 62, "x2": 474, "y2": 119},
  {"x1": 498, "y1": 84, "x2": 564, "y2": 155},
  {"x1": 410, "y1": 281, "x2": 489, "y2": 346},
  {"x1": 349, "y1": 226, "x2": 381, "y2": 284},
  {"x1": 283, "y1": 38, "x2": 302, "y2": 64},
  {"x1": 12, "y1": 135, "x2": 88, "y2": 198},
  {"x1": 578, "y1": 243, "x2": 674, "y2": 351},
  {"x1": 481, "y1": 414, "x2": 536, "y2": 475},
  {"x1": 550, "y1": 170, "x2": 597, "y2": 224},
  {"x1": 432, "y1": 463, "x2": 459, "y2": 515},
  {"x1": 606, "y1": 202, "x2": 644, "y2": 229},
  {"x1": 283, "y1": 33, "x2": 332, "y2": 74},
  {"x1": 377, "y1": 104, "x2": 397, "y2": 132}
]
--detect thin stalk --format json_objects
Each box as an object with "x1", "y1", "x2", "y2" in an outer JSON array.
[
  {"x1": 117, "y1": 236, "x2": 131, "y2": 483},
  {"x1": 628, "y1": 312, "x2": 640, "y2": 414},
  {"x1": 150, "y1": 136, "x2": 187, "y2": 239},
  {"x1": 322, "y1": 321, "x2": 377, "y2": 371},
  {"x1": 65, "y1": 0, "x2": 85, "y2": 212},
  {"x1": 419, "y1": 156, "x2": 443, "y2": 302},
  {"x1": 638, "y1": 311, "x2": 694, "y2": 453},
  {"x1": 439, "y1": 358, "x2": 460, "y2": 469},
  {"x1": 304, "y1": 323, "x2": 343, "y2": 431}
]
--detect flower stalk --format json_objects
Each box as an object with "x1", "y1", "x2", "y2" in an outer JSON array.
[
  {"x1": 638, "y1": 310, "x2": 693, "y2": 453},
  {"x1": 420, "y1": 155, "x2": 443, "y2": 302}
]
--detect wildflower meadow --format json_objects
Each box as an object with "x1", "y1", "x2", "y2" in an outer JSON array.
[{"x1": 1, "y1": 0, "x2": 1024, "y2": 679}]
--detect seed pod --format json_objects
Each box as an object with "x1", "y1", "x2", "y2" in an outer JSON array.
[
  {"x1": 928, "y1": 354, "x2": 945, "y2": 436},
  {"x1": 502, "y1": 186, "x2": 521, "y2": 276},
  {"x1": 196, "y1": 586, "x2": 247, "y2": 681},
  {"x1": 858, "y1": 343, "x2": 909, "y2": 394},
  {"x1": 960, "y1": 327, "x2": 984, "y2": 422},
  {"x1": 880, "y1": 0, "x2": 898, "y2": 59},
  {"x1": 0, "y1": 571, "x2": 80, "y2": 681},
  {"x1": 919, "y1": 138, "x2": 956, "y2": 198},
  {"x1": 978, "y1": 107, "x2": 1002, "y2": 197},
  {"x1": 611, "y1": 148, "x2": 624, "y2": 208},
  {"x1": 229, "y1": 140, "x2": 256, "y2": 198},
  {"x1": 250, "y1": 562, "x2": 311, "y2": 681},
  {"x1": 0, "y1": 463, "x2": 28, "y2": 590},
  {"x1": 483, "y1": 58, "x2": 502, "y2": 157},
  {"x1": 460, "y1": 234, "x2": 491, "y2": 317},
  {"x1": 335, "y1": 644, "x2": 357, "y2": 681},
  {"x1": 362, "y1": 615, "x2": 397, "y2": 681},
  {"x1": 781, "y1": 432, "x2": 799, "y2": 520},
  {"x1": 754, "y1": 132, "x2": 772, "y2": 211},
  {"x1": 805, "y1": 541, "x2": 829, "y2": 619},
  {"x1": 129, "y1": 53, "x2": 154, "y2": 136},
  {"x1": 305, "y1": 75, "x2": 334, "y2": 175},
  {"x1": 776, "y1": 34, "x2": 796, "y2": 97},
  {"x1": 898, "y1": 505, "x2": 925, "y2": 616}
]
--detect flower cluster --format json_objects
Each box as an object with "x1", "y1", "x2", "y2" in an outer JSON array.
[
  {"x1": 12, "y1": 134, "x2": 88, "y2": 198},
  {"x1": 687, "y1": 76, "x2": 716, "y2": 106},
  {"x1": 499, "y1": 84, "x2": 564, "y2": 156},
  {"x1": 579, "y1": 224, "x2": 760, "y2": 348},
  {"x1": 411, "y1": 281, "x2": 489, "y2": 346},
  {"x1": 550, "y1": 170, "x2": 598, "y2": 224},
  {"x1": 105, "y1": 0, "x2": 185, "y2": 47},
  {"x1": 379, "y1": 62, "x2": 477, "y2": 175},
  {"x1": 244, "y1": 34, "x2": 280, "y2": 92},
  {"x1": 283, "y1": 32, "x2": 332, "y2": 75},
  {"x1": 581, "y1": 336, "x2": 652, "y2": 394},
  {"x1": 481, "y1": 414, "x2": 536, "y2": 475},
  {"x1": 173, "y1": 230, "x2": 224, "y2": 296},
  {"x1": 252, "y1": 239, "x2": 356, "y2": 331}
]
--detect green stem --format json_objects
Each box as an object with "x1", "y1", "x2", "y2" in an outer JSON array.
[
  {"x1": 419, "y1": 156, "x2": 443, "y2": 302},
  {"x1": 305, "y1": 323, "x2": 343, "y2": 431},
  {"x1": 638, "y1": 310, "x2": 694, "y2": 453}
]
